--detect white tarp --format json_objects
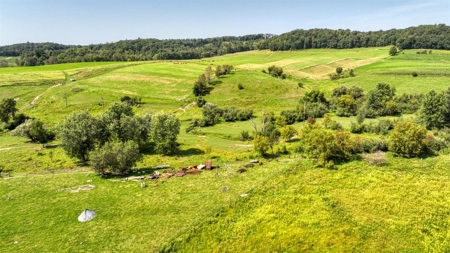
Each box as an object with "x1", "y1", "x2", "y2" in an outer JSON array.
[{"x1": 78, "y1": 209, "x2": 96, "y2": 222}]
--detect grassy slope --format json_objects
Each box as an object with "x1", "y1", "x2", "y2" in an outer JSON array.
[
  {"x1": 1, "y1": 47, "x2": 450, "y2": 252},
  {"x1": 167, "y1": 157, "x2": 450, "y2": 253},
  {"x1": 0, "y1": 160, "x2": 292, "y2": 253}
]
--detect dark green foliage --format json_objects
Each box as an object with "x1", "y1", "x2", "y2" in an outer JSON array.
[
  {"x1": 120, "y1": 96, "x2": 142, "y2": 106},
  {"x1": 349, "y1": 69, "x2": 355, "y2": 77},
  {"x1": 58, "y1": 111, "x2": 99, "y2": 162},
  {"x1": 215, "y1": 65, "x2": 233, "y2": 77},
  {"x1": 0, "y1": 98, "x2": 17, "y2": 123},
  {"x1": 302, "y1": 90, "x2": 327, "y2": 104},
  {"x1": 239, "y1": 130, "x2": 253, "y2": 141},
  {"x1": 395, "y1": 93, "x2": 423, "y2": 114},
  {"x1": 304, "y1": 102, "x2": 328, "y2": 119},
  {"x1": 351, "y1": 119, "x2": 395, "y2": 135},
  {"x1": 280, "y1": 109, "x2": 302, "y2": 124},
  {"x1": 364, "y1": 83, "x2": 397, "y2": 117},
  {"x1": 196, "y1": 96, "x2": 207, "y2": 108},
  {"x1": 268, "y1": 65, "x2": 284, "y2": 78},
  {"x1": 90, "y1": 141, "x2": 141, "y2": 175},
  {"x1": 222, "y1": 107, "x2": 253, "y2": 122},
  {"x1": 151, "y1": 112, "x2": 180, "y2": 155},
  {"x1": 193, "y1": 74, "x2": 208, "y2": 96},
  {"x1": 5, "y1": 113, "x2": 29, "y2": 130},
  {"x1": 412, "y1": 71, "x2": 418, "y2": 77},
  {"x1": 418, "y1": 90, "x2": 446, "y2": 130},
  {"x1": 329, "y1": 73, "x2": 340, "y2": 80},
  {"x1": 201, "y1": 103, "x2": 222, "y2": 126},
  {"x1": 238, "y1": 83, "x2": 244, "y2": 90},
  {"x1": 389, "y1": 46, "x2": 398, "y2": 56},
  {"x1": 336, "y1": 67, "x2": 343, "y2": 75},
  {"x1": 265, "y1": 25, "x2": 450, "y2": 51},
  {"x1": 389, "y1": 121, "x2": 427, "y2": 157},
  {"x1": 6, "y1": 25, "x2": 450, "y2": 66},
  {"x1": 350, "y1": 122, "x2": 366, "y2": 134},
  {"x1": 424, "y1": 134, "x2": 447, "y2": 154},
  {"x1": 355, "y1": 137, "x2": 388, "y2": 153},
  {"x1": 300, "y1": 124, "x2": 354, "y2": 167},
  {"x1": 297, "y1": 82, "x2": 303, "y2": 88},
  {"x1": 335, "y1": 95, "x2": 358, "y2": 117},
  {"x1": 12, "y1": 118, "x2": 52, "y2": 147}
]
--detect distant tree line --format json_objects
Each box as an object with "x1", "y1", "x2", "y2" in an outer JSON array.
[{"x1": 1, "y1": 24, "x2": 448, "y2": 66}]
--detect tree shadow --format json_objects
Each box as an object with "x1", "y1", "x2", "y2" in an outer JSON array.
[
  {"x1": 177, "y1": 148, "x2": 205, "y2": 157},
  {"x1": 139, "y1": 142, "x2": 155, "y2": 155},
  {"x1": 45, "y1": 144, "x2": 60, "y2": 149},
  {"x1": 209, "y1": 80, "x2": 222, "y2": 85}
]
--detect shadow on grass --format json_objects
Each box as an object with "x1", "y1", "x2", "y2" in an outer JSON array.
[
  {"x1": 177, "y1": 148, "x2": 205, "y2": 157},
  {"x1": 45, "y1": 144, "x2": 60, "y2": 149},
  {"x1": 209, "y1": 80, "x2": 222, "y2": 85}
]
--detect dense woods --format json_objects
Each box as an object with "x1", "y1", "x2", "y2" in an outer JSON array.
[{"x1": 1, "y1": 24, "x2": 448, "y2": 66}]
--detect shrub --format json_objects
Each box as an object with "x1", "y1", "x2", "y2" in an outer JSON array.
[
  {"x1": 329, "y1": 73, "x2": 340, "y2": 80},
  {"x1": 424, "y1": 134, "x2": 447, "y2": 154},
  {"x1": 298, "y1": 83, "x2": 304, "y2": 88},
  {"x1": 196, "y1": 96, "x2": 207, "y2": 108},
  {"x1": 412, "y1": 71, "x2": 418, "y2": 77},
  {"x1": 268, "y1": 65, "x2": 284, "y2": 78},
  {"x1": 238, "y1": 83, "x2": 244, "y2": 90},
  {"x1": 239, "y1": 130, "x2": 253, "y2": 141},
  {"x1": 336, "y1": 67, "x2": 343, "y2": 75},
  {"x1": 389, "y1": 121, "x2": 426, "y2": 157}
]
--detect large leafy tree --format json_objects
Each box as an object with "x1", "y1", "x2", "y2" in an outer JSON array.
[
  {"x1": 418, "y1": 90, "x2": 445, "y2": 129},
  {"x1": 58, "y1": 111, "x2": 98, "y2": 162},
  {"x1": 389, "y1": 121, "x2": 426, "y2": 157},
  {"x1": 90, "y1": 141, "x2": 141, "y2": 175},
  {"x1": 151, "y1": 112, "x2": 181, "y2": 155},
  {"x1": 0, "y1": 98, "x2": 18, "y2": 123},
  {"x1": 98, "y1": 102, "x2": 151, "y2": 147},
  {"x1": 364, "y1": 83, "x2": 397, "y2": 117}
]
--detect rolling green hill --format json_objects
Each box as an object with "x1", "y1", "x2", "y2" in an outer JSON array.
[{"x1": 1, "y1": 47, "x2": 450, "y2": 253}]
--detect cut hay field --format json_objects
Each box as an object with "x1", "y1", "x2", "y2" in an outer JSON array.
[{"x1": 1, "y1": 47, "x2": 450, "y2": 252}]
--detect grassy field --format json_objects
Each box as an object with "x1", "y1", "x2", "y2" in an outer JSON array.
[
  {"x1": 0, "y1": 158, "x2": 293, "y2": 252},
  {"x1": 1, "y1": 47, "x2": 450, "y2": 252},
  {"x1": 165, "y1": 157, "x2": 450, "y2": 253}
]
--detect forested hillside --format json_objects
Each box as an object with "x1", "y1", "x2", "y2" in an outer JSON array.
[{"x1": 0, "y1": 24, "x2": 448, "y2": 66}]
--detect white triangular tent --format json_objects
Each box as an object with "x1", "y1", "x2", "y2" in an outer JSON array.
[{"x1": 78, "y1": 209, "x2": 96, "y2": 222}]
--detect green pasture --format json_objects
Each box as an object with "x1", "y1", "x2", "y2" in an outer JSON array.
[
  {"x1": 1, "y1": 47, "x2": 450, "y2": 252},
  {"x1": 339, "y1": 50, "x2": 450, "y2": 94},
  {"x1": 167, "y1": 157, "x2": 450, "y2": 253},
  {"x1": 0, "y1": 158, "x2": 292, "y2": 253}
]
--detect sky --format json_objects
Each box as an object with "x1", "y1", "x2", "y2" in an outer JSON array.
[{"x1": 0, "y1": 0, "x2": 449, "y2": 46}]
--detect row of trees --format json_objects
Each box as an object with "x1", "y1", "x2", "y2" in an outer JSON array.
[
  {"x1": 58, "y1": 102, "x2": 180, "y2": 174},
  {"x1": 297, "y1": 119, "x2": 434, "y2": 168},
  {"x1": 3, "y1": 25, "x2": 448, "y2": 66},
  {"x1": 193, "y1": 65, "x2": 233, "y2": 96}
]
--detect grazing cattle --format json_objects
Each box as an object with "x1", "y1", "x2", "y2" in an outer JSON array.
[{"x1": 237, "y1": 168, "x2": 247, "y2": 173}]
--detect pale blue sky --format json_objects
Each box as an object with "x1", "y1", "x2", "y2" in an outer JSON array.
[{"x1": 0, "y1": 0, "x2": 449, "y2": 46}]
